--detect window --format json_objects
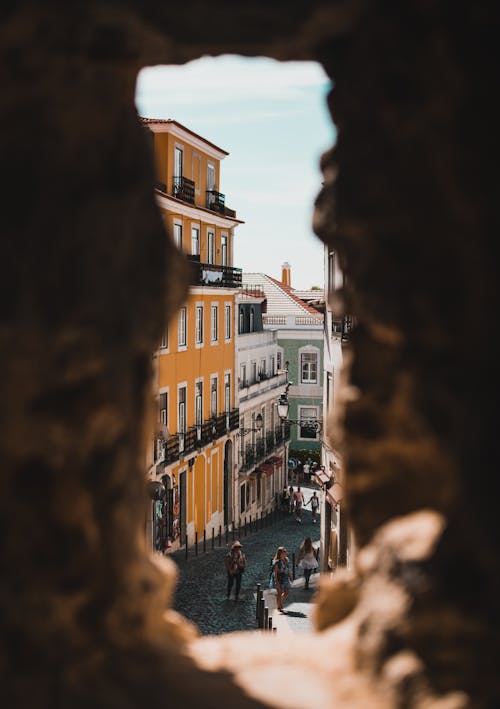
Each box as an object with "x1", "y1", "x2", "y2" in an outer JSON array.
[
  {"x1": 159, "y1": 392, "x2": 168, "y2": 427},
  {"x1": 270, "y1": 356, "x2": 275, "y2": 376},
  {"x1": 301, "y1": 351, "x2": 318, "y2": 383},
  {"x1": 195, "y1": 382, "x2": 203, "y2": 428},
  {"x1": 249, "y1": 307, "x2": 254, "y2": 332},
  {"x1": 178, "y1": 387, "x2": 186, "y2": 433},
  {"x1": 224, "y1": 373, "x2": 231, "y2": 413},
  {"x1": 211, "y1": 305, "x2": 218, "y2": 342},
  {"x1": 277, "y1": 351, "x2": 282, "y2": 370},
  {"x1": 174, "y1": 146, "x2": 183, "y2": 178},
  {"x1": 195, "y1": 305, "x2": 203, "y2": 344},
  {"x1": 178, "y1": 307, "x2": 187, "y2": 347},
  {"x1": 260, "y1": 358, "x2": 266, "y2": 379},
  {"x1": 160, "y1": 328, "x2": 168, "y2": 349},
  {"x1": 299, "y1": 406, "x2": 319, "y2": 440},
  {"x1": 191, "y1": 225, "x2": 200, "y2": 256},
  {"x1": 240, "y1": 484, "x2": 246, "y2": 514},
  {"x1": 239, "y1": 307, "x2": 244, "y2": 333},
  {"x1": 207, "y1": 231, "x2": 215, "y2": 264},
  {"x1": 221, "y1": 234, "x2": 228, "y2": 266},
  {"x1": 240, "y1": 363, "x2": 247, "y2": 388},
  {"x1": 211, "y1": 378, "x2": 218, "y2": 417},
  {"x1": 225, "y1": 304, "x2": 231, "y2": 340},
  {"x1": 173, "y1": 222, "x2": 182, "y2": 250},
  {"x1": 251, "y1": 361, "x2": 257, "y2": 384}
]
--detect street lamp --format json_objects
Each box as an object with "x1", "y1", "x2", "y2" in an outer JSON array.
[
  {"x1": 276, "y1": 390, "x2": 322, "y2": 434},
  {"x1": 237, "y1": 412, "x2": 263, "y2": 437}
]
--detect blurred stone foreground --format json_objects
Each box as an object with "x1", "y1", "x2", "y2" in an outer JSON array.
[{"x1": 0, "y1": 2, "x2": 498, "y2": 708}]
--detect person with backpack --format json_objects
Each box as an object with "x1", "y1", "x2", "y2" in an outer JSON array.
[
  {"x1": 225, "y1": 540, "x2": 247, "y2": 601},
  {"x1": 269, "y1": 546, "x2": 293, "y2": 612}
]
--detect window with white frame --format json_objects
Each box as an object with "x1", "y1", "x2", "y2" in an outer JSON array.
[
  {"x1": 195, "y1": 381, "x2": 203, "y2": 428},
  {"x1": 277, "y1": 351, "x2": 282, "y2": 370},
  {"x1": 211, "y1": 305, "x2": 218, "y2": 342},
  {"x1": 178, "y1": 307, "x2": 187, "y2": 347},
  {"x1": 178, "y1": 387, "x2": 186, "y2": 433},
  {"x1": 191, "y1": 225, "x2": 200, "y2": 256},
  {"x1": 270, "y1": 356, "x2": 275, "y2": 376},
  {"x1": 240, "y1": 363, "x2": 247, "y2": 388},
  {"x1": 260, "y1": 358, "x2": 266, "y2": 379},
  {"x1": 210, "y1": 377, "x2": 218, "y2": 417},
  {"x1": 299, "y1": 406, "x2": 319, "y2": 439},
  {"x1": 221, "y1": 234, "x2": 228, "y2": 266},
  {"x1": 300, "y1": 351, "x2": 318, "y2": 383},
  {"x1": 224, "y1": 373, "x2": 231, "y2": 412},
  {"x1": 173, "y1": 222, "x2": 183, "y2": 250},
  {"x1": 225, "y1": 304, "x2": 231, "y2": 340},
  {"x1": 251, "y1": 360, "x2": 257, "y2": 384},
  {"x1": 195, "y1": 305, "x2": 203, "y2": 344},
  {"x1": 207, "y1": 231, "x2": 215, "y2": 264},
  {"x1": 159, "y1": 392, "x2": 168, "y2": 427},
  {"x1": 238, "y1": 307, "x2": 244, "y2": 333}
]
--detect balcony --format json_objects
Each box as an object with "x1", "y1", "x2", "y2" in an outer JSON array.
[
  {"x1": 173, "y1": 176, "x2": 195, "y2": 204},
  {"x1": 206, "y1": 190, "x2": 236, "y2": 218},
  {"x1": 188, "y1": 257, "x2": 242, "y2": 289},
  {"x1": 239, "y1": 425, "x2": 289, "y2": 473},
  {"x1": 162, "y1": 408, "x2": 239, "y2": 465}
]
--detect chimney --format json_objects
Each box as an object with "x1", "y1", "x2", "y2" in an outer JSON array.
[{"x1": 281, "y1": 261, "x2": 291, "y2": 287}]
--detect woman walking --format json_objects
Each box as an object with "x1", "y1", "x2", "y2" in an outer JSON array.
[
  {"x1": 297, "y1": 537, "x2": 319, "y2": 590},
  {"x1": 270, "y1": 546, "x2": 293, "y2": 612}
]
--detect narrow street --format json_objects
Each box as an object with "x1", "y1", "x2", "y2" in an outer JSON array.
[{"x1": 170, "y1": 486, "x2": 321, "y2": 635}]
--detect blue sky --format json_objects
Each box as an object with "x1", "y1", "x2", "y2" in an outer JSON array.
[{"x1": 135, "y1": 55, "x2": 335, "y2": 290}]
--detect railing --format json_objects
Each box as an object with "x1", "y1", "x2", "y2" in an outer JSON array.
[
  {"x1": 173, "y1": 175, "x2": 195, "y2": 204},
  {"x1": 262, "y1": 315, "x2": 286, "y2": 325},
  {"x1": 188, "y1": 257, "x2": 242, "y2": 288},
  {"x1": 295, "y1": 316, "x2": 321, "y2": 325},
  {"x1": 162, "y1": 409, "x2": 239, "y2": 465},
  {"x1": 154, "y1": 181, "x2": 167, "y2": 193},
  {"x1": 239, "y1": 284, "x2": 265, "y2": 298},
  {"x1": 239, "y1": 428, "x2": 287, "y2": 472},
  {"x1": 206, "y1": 190, "x2": 236, "y2": 218}
]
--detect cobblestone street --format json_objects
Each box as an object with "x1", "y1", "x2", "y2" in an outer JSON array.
[{"x1": 170, "y1": 486, "x2": 321, "y2": 635}]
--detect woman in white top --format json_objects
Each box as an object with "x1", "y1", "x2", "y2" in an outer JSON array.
[{"x1": 297, "y1": 537, "x2": 318, "y2": 589}]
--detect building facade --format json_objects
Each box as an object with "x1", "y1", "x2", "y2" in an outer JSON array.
[
  {"x1": 142, "y1": 118, "x2": 242, "y2": 552},
  {"x1": 236, "y1": 288, "x2": 290, "y2": 524},
  {"x1": 242, "y1": 266, "x2": 324, "y2": 461}
]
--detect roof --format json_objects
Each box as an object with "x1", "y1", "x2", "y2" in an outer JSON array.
[
  {"x1": 242, "y1": 272, "x2": 323, "y2": 320},
  {"x1": 139, "y1": 116, "x2": 229, "y2": 156}
]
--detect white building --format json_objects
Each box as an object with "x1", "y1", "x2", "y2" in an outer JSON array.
[{"x1": 235, "y1": 286, "x2": 289, "y2": 524}]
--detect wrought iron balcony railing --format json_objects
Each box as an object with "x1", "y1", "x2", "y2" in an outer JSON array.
[
  {"x1": 173, "y1": 175, "x2": 195, "y2": 204},
  {"x1": 239, "y1": 427, "x2": 288, "y2": 473},
  {"x1": 162, "y1": 408, "x2": 240, "y2": 465},
  {"x1": 188, "y1": 257, "x2": 242, "y2": 289},
  {"x1": 206, "y1": 190, "x2": 236, "y2": 218}
]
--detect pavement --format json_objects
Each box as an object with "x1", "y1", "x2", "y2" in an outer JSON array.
[{"x1": 169, "y1": 485, "x2": 321, "y2": 636}]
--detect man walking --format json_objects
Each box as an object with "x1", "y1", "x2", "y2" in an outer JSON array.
[
  {"x1": 293, "y1": 486, "x2": 305, "y2": 523},
  {"x1": 225, "y1": 540, "x2": 246, "y2": 601},
  {"x1": 308, "y1": 490, "x2": 320, "y2": 523}
]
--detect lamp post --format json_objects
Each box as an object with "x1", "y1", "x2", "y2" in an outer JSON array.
[
  {"x1": 276, "y1": 390, "x2": 322, "y2": 434},
  {"x1": 237, "y1": 412, "x2": 263, "y2": 437}
]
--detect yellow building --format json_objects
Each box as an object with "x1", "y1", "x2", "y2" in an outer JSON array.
[{"x1": 142, "y1": 118, "x2": 243, "y2": 552}]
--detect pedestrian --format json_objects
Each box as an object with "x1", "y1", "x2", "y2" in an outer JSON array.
[
  {"x1": 269, "y1": 546, "x2": 293, "y2": 612},
  {"x1": 288, "y1": 485, "x2": 294, "y2": 514},
  {"x1": 303, "y1": 460, "x2": 310, "y2": 483},
  {"x1": 297, "y1": 537, "x2": 319, "y2": 589},
  {"x1": 225, "y1": 540, "x2": 246, "y2": 601},
  {"x1": 293, "y1": 486, "x2": 305, "y2": 523},
  {"x1": 296, "y1": 460, "x2": 304, "y2": 483},
  {"x1": 307, "y1": 490, "x2": 320, "y2": 523},
  {"x1": 281, "y1": 486, "x2": 290, "y2": 512}
]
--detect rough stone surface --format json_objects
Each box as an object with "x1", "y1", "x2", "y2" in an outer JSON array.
[{"x1": 1, "y1": 1, "x2": 499, "y2": 707}]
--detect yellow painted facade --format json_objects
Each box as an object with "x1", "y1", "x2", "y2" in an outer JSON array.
[{"x1": 143, "y1": 118, "x2": 242, "y2": 550}]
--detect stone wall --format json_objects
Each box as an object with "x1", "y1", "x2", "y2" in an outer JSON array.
[{"x1": 0, "y1": 1, "x2": 498, "y2": 707}]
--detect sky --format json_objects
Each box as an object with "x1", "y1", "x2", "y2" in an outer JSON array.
[{"x1": 135, "y1": 55, "x2": 335, "y2": 290}]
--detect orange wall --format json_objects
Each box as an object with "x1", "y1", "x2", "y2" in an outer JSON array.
[{"x1": 158, "y1": 291, "x2": 236, "y2": 428}]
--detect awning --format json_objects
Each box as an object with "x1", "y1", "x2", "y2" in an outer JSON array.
[
  {"x1": 256, "y1": 463, "x2": 274, "y2": 477},
  {"x1": 266, "y1": 456, "x2": 283, "y2": 465},
  {"x1": 314, "y1": 471, "x2": 331, "y2": 485},
  {"x1": 326, "y1": 482, "x2": 344, "y2": 507}
]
